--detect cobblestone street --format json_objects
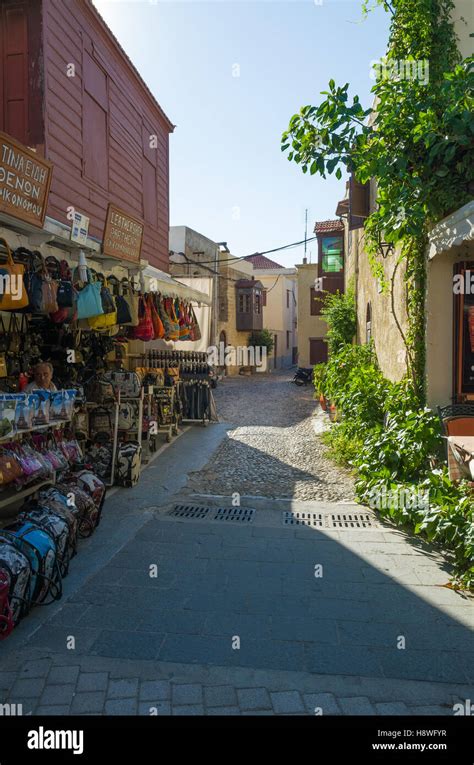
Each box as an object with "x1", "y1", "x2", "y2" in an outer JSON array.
[
  {"x1": 0, "y1": 373, "x2": 473, "y2": 717},
  {"x1": 186, "y1": 371, "x2": 355, "y2": 501}
]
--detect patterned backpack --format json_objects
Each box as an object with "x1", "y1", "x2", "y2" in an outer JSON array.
[
  {"x1": 116, "y1": 442, "x2": 142, "y2": 488},
  {"x1": 0, "y1": 570, "x2": 14, "y2": 640},
  {"x1": 0, "y1": 535, "x2": 32, "y2": 624}
]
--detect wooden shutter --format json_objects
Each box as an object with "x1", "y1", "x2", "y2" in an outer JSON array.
[{"x1": 349, "y1": 173, "x2": 369, "y2": 230}]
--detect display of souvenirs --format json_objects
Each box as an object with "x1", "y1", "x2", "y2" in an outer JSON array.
[
  {"x1": 31, "y1": 391, "x2": 51, "y2": 426},
  {"x1": 49, "y1": 390, "x2": 77, "y2": 421},
  {"x1": 0, "y1": 399, "x2": 17, "y2": 438}
]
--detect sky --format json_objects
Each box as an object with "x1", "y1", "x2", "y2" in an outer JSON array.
[{"x1": 93, "y1": 0, "x2": 390, "y2": 267}]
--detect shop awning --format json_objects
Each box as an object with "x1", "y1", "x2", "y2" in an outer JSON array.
[
  {"x1": 428, "y1": 200, "x2": 474, "y2": 260},
  {"x1": 142, "y1": 265, "x2": 212, "y2": 305}
]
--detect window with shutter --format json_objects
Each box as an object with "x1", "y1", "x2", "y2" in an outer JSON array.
[{"x1": 82, "y1": 52, "x2": 108, "y2": 189}]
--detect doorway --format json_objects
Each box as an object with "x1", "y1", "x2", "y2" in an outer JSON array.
[
  {"x1": 273, "y1": 334, "x2": 278, "y2": 369},
  {"x1": 309, "y1": 338, "x2": 328, "y2": 365}
]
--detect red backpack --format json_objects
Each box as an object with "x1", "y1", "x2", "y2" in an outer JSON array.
[{"x1": 0, "y1": 570, "x2": 14, "y2": 640}]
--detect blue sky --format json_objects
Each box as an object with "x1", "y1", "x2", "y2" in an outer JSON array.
[{"x1": 93, "y1": 0, "x2": 389, "y2": 266}]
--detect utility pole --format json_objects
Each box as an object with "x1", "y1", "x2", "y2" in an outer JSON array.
[{"x1": 303, "y1": 208, "x2": 308, "y2": 264}]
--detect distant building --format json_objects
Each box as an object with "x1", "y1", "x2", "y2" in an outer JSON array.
[
  {"x1": 244, "y1": 254, "x2": 297, "y2": 369},
  {"x1": 296, "y1": 219, "x2": 345, "y2": 367},
  {"x1": 169, "y1": 226, "x2": 264, "y2": 374}
]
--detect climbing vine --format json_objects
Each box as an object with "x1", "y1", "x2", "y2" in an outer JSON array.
[{"x1": 281, "y1": 0, "x2": 473, "y2": 397}]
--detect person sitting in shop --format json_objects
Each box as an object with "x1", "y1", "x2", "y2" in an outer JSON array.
[{"x1": 24, "y1": 362, "x2": 58, "y2": 392}]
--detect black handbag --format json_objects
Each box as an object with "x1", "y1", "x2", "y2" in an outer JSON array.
[
  {"x1": 108, "y1": 275, "x2": 132, "y2": 324},
  {"x1": 56, "y1": 259, "x2": 74, "y2": 308},
  {"x1": 13, "y1": 248, "x2": 43, "y2": 313}
]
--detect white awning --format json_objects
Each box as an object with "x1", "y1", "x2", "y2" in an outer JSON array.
[
  {"x1": 142, "y1": 265, "x2": 212, "y2": 305},
  {"x1": 428, "y1": 200, "x2": 474, "y2": 260}
]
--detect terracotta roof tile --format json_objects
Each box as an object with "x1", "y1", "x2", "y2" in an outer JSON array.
[
  {"x1": 244, "y1": 254, "x2": 285, "y2": 269},
  {"x1": 314, "y1": 219, "x2": 345, "y2": 234}
]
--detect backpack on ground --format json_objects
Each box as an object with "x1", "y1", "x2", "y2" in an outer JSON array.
[
  {"x1": 56, "y1": 482, "x2": 100, "y2": 538},
  {"x1": 0, "y1": 570, "x2": 14, "y2": 640},
  {"x1": 18, "y1": 504, "x2": 72, "y2": 578},
  {"x1": 37, "y1": 488, "x2": 80, "y2": 556},
  {"x1": 116, "y1": 441, "x2": 142, "y2": 488},
  {"x1": 4, "y1": 523, "x2": 62, "y2": 605},
  {"x1": 69, "y1": 470, "x2": 106, "y2": 513},
  {"x1": 0, "y1": 537, "x2": 31, "y2": 627}
]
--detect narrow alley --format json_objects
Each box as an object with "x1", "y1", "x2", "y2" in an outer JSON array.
[{"x1": 1, "y1": 373, "x2": 472, "y2": 717}]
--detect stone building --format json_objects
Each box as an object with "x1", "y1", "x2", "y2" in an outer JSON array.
[
  {"x1": 338, "y1": 0, "x2": 474, "y2": 408},
  {"x1": 296, "y1": 220, "x2": 345, "y2": 368},
  {"x1": 243, "y1": 254, "x2": 297, "y2": 369},
  {"x1": 169, "y1": 226, "x2": 265, "y2": 374}
]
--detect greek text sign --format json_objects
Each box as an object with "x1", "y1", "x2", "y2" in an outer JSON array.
[{"x1": 0, "y1": 132, "x2": 53, "y2": 227}]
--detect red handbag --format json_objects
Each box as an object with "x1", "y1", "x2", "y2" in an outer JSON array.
[
  {"x1": 133, "y1": 295, "x2": 155, "y2": 341},
  {"x1": 148, "y1": 294, "x2": 165, "y2": 339}
]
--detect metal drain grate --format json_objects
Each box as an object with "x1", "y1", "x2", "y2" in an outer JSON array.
[
  {"x1": 330, "y1": 513, "x2": 374, "y2": 528},
  {"x1": 213, "y1": 507, "x2": 255, "y2": 523},
  {"x1": 170, "y1": 505, "x2": 255, "y2": 523},
  {"x1": 283, "y1": 511, "x2": 325, "y2": 528},
  {"x1": 282, "y1": 511, "x2": 377, "y2": 529},
  {"x1": 170, "y1": 504, "x2": 211, "y2": 519}
]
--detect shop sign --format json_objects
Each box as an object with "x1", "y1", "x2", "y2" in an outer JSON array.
[
  {"x1": 71, "y1": 210, "x2": 90, "y2": 245},
  {"x1": 0, "y1": 132, "x2": 53, "y2": 227},
  {"x1": 102, "y1": 204, "x2": 144, "y2": 264}
]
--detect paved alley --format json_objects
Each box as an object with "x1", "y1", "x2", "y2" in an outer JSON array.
[{"x1": 0, "y1": 372, "x2": 473, "y2": 716}]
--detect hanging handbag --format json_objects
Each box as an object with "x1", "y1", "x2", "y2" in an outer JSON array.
[
  {"x1": 178, "y1": 300, "x2": 191, "y2": 341},
  {"x1": 6, "y1": 315, "x2": 21, "y2": 377},
  {"x1": 108, "y1": 275, "x2": 132, "y2": 325},
  {"x1": 162, "y1": 297, "x2": 179, "y2": 341},
  {"x1": 0, "y1": 448, "x2": 24, "y2": 486},
  {"x1": 189, "y1": 305, "x2": 202, "y2": 342},
  {"x1": 75, "y1": 268, "x2": 104, "y2": 320},
  {"x1": 121, "y1": 279, "x2": 139, "y2": 326},
  {"x1": 87, "y1": 275, "x2": 117, "y2": 330},
  {"x1": 132, "y1": 295, "x2": 155, "y2": 341},
  {"x1": 148, "y1": 293, "x2": 165, "y2": 339},
  {"x1": 0, "y1": 238, "x2": 29, "y2": 311}
]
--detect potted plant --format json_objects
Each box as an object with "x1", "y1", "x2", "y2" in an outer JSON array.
[{"x1": 313, "y1": 364, "x2": 327, "y2": 411}]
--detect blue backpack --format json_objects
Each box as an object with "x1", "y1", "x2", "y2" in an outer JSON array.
[
  {"x1": 4, "y1": 522, "x2": 62, "y2": 605},
  {"x1": 18, "y1": 505, "x2": 72, "y2": 578}
]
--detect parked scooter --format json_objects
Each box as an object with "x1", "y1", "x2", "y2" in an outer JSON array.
[{"x1": 292, "y1": 367, "x2": 313, "y2": 386}]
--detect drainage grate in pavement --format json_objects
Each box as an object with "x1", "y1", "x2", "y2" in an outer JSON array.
[
  {"x1": 214, "y1": 507, "x2": 255, "y2": 523},
  {"x1": 283, "y1": 511, "x2": 325, "y2": 528},
  {"x1": 282, "y1": 511, "x2": 377, "y2": 529},
  {"x1": 169, "y1": 505, "x2": 256, "y2": 523},
  {"x1": 330, "y1": 513, "x2": 375, "y2": 528},
  {"x1": 170, "y1": 505, "x2": 211, "y2": 519}
]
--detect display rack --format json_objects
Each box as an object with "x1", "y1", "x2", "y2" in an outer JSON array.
[{"x1": 0, "y1": 418, "x2": 73, "y2": 514}]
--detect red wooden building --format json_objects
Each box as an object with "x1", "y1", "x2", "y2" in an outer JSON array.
[{"x1": 0, "y1": 0, "x2": 173, "y2": 271}]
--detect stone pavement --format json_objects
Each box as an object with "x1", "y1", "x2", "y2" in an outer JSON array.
[
  {"x1": 0, "y1": 373, "x2": 472, "y2": 716},
  {"x1": 185, "y1": 372, "x2": 355, "y2": 501}
]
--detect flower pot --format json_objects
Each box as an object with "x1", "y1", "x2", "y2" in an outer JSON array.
[
  {"x1": 328, "y1": 403, "x2": 338, "y2": 422},
  {"x1": 319, "y1": 394, "x2": 327, "y2": 411}
]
